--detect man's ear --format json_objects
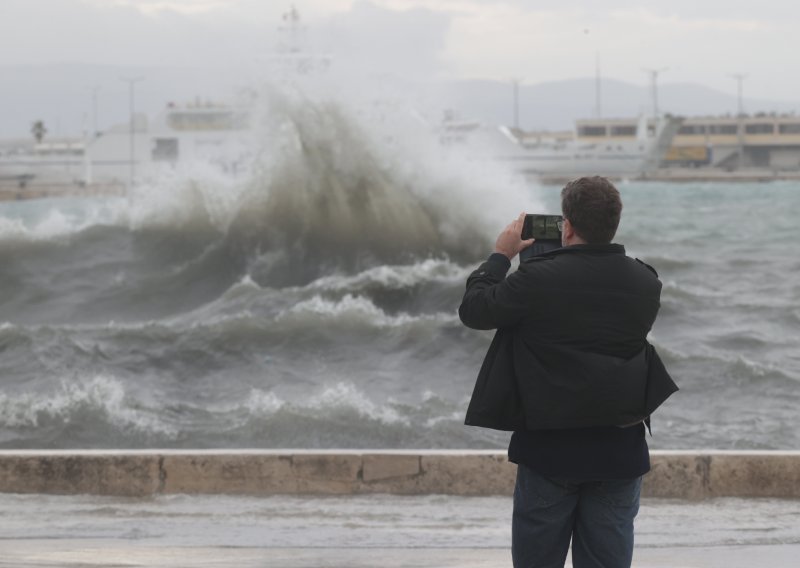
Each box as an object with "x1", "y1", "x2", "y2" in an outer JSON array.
[{"x1": 563, "y1": 219, "x2": 574, "y2": 240}]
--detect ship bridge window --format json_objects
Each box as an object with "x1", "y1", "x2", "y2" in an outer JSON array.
[
  {"x1": 779, "y1": 123, "x2": 800, "y2": 134},
  {"x1": 153, "y1": 138, "x2": 179, "y2": 162},
  {"x1": 745, "y1": 123, "x2": 774, "y2": 134},
  {"x1": 610, "y1": 126, "x2": 636, "y2": 136},
  {"x1": 168, "y1": 111, "x2": 246, "y2": 131},
  {"x1": 708, "y1": 124, "x2": 737, "y2": 135},
  {"x1": 578, "y1": 126, "x2": 607, "y2": 136}
]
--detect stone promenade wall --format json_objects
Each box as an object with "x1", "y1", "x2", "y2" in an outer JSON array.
[{"x1": 0, "y1": 450, "x2": 797, "y2": 499}]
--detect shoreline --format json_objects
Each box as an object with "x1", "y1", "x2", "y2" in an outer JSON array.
[
  {"x1": 535, "y1": 168, "x2": 800, "y2": 185},
  {"x1": 0, "y1": 182, "x2": 125, "y2": 202},
  {"x1": 1, "y1": 450, "x2": 798, "y2": 499},
  {"x1": 1, "y1": 170, "x2": 800, "y2": 203}
]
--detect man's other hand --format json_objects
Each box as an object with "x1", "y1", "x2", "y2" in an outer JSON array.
[{"x1": 494, "y1": 212, "x2": 535, "y2": 260}]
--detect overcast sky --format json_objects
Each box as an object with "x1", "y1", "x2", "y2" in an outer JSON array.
[{"x1": 1, "y1": 0, "x2": 798, "y2": 99}]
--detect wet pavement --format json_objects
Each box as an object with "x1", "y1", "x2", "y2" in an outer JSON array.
[{"x1": 0, "y1": 493, "x2": 798, "y2": 567}]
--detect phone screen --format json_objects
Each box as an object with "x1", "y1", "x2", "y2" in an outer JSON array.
[{"x1": 521, "y1": 214, "x2": 563, "y2": 240}]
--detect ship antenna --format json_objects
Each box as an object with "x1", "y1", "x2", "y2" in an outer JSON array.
[{"x1": 642, "y1": 67, "x2": 668, "y2": 119}]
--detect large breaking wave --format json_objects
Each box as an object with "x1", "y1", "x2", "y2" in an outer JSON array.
[
  {"x1": 0, "y1": 89, "x2": 531, "y2": 325},
  {"x1": 2, "y1": 85, "x2": 799, "y2": 450},
  {"x1": 0, "y1": 85, "x2": 538, "y2": 449}
]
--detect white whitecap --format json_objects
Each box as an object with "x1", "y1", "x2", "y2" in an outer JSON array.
[
  {"x1": 244, "y1": 389, "x2": 285, "y2": 415},
  {"x1": 276, "y1": 294, "x2": 457, "y2": 327},
  {"x1": 305, "y1": 259, "x2": 469, "y2": 292},
  {"x1": 0, "y1": 375, "x2": 177, "y2": 436},
  {"x1": 307, "y1": 382, "x2": 408, "y2": 425}
]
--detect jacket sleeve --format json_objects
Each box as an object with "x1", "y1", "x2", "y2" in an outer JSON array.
[{"x1": 458, "y1": 253, "x2": 536, "y2": 330}]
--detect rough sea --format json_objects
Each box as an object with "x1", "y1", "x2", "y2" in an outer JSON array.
[{"x1": 0, "y1": 98, "x2": 797, "y2": 451}]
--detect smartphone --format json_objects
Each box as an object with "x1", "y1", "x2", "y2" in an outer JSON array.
[
  {"x1": 520, "y1": 213, "x2": 563, "y2": 261},
  {"x1": 521, "y1": 214, "x2": 563, "y2": 241}
]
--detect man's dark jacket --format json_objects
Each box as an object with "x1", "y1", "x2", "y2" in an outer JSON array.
[{"x1": 459, "y1": 244, "x2": 677, "y2": 431}]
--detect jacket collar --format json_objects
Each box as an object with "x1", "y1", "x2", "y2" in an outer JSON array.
[{"x1": 542, "y1": 243, "x2": 626, "y2": 257}]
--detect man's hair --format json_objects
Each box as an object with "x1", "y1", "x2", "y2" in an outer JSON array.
[{"x1": 561, "y1": 176, "x2": 622, "y2": 244}]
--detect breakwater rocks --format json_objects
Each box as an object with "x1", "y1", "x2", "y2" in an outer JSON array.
[{"x1": 0, "y1": 450, "x2": 798, "y2": 499}]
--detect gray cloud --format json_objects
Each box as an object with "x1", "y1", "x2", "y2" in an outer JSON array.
[
  {"x1": 0, "y1": 0, "x2": 277, "y2": 67},
  {"x1": 315, "y1": 1, "x2": 451, "y2": 79},
  {"x1": 0, "y1": 0, "x2": 451, "y2": 76}
]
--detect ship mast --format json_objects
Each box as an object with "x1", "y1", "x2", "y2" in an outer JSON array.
[{"x1": 274, "y1": 4, "x2": 331, "y2": 75}]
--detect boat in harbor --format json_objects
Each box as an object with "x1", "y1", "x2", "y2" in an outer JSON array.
[
  {"x1": 442, "y1": 114, "x2": 683, "y2": 177},
  {"x1": 0, "y1": 100, "x2": 254, "y2": 192},
  {"x1": 89, "y1": 100, "x2": 253, "y2": 183}
]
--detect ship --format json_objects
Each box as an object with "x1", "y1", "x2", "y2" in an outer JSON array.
[
  {"x1": 442, "y1": 114, "x2": 683, "y2": 178},
  {"x1": 0, "y1": 100, "x2": 253, "y2": 191}
]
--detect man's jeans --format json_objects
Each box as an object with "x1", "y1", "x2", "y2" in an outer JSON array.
[{"x1": 512, "y1": 464, "x2": 642, "y2": 568}]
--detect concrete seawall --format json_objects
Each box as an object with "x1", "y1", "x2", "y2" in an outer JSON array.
[{"x1": 0, "y1": 450, "x2": 798, "y2": 499}]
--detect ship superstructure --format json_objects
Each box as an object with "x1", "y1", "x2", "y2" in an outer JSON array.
[{"x1": 445, "y1": 115, "x2": 683, "y2": 177}]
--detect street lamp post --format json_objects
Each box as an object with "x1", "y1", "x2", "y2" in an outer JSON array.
[
  {"x1": 120, "y1": 77, "x2": 144, "y2": 189},
  {"x1": 85, "y1": 85, "x2": 102, "y2": 186},
  {"x1": 511, "y1": 78, "x2": 521, "y2": 130},
  {"x1": 595, "y1": 51, "x2": 602, "y2": 118},
  {"x1": 730, "y1": 73, "x2": 748, "y2": 170},
  {"x1": 91, "y1": 85, "x2": 100, "y2": 136}
]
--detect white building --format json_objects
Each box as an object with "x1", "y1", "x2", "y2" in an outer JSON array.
[{"x1": 0, "y1": 101, "x2": 253, "y2": 189}]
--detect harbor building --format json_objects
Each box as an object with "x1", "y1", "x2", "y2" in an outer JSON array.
[{"x1": 575, "y1": 115, "x2": 800, "y2": 170}]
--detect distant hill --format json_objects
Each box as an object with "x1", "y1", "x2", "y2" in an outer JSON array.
[
  {"x1": 1, "y1": 64, "x2": 798, "y2": 139},
  {"x1": 434, "y1": 78, "x2": 800, "y2": 131}
]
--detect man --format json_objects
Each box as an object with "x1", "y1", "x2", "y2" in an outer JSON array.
[{"x1": 459, "y1": 176, "x2": 677, "y2": 568}]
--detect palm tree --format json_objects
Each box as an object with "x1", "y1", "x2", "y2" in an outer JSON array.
[{"x1": 31, "y1": 120, "x2": 47, "y2": 144}]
